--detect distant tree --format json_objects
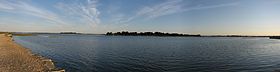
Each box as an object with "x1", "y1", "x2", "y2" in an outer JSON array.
[
  {"x1": 105, "y1": 31, "x2": 201, "y2": 37},
  {"x1": 106, "y1": 32, "x2": 113, "y2": 35}
]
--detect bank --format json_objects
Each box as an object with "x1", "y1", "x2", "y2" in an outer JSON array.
[{"x1": 0, "y1": 33, "x2": 64, "y2": 72}]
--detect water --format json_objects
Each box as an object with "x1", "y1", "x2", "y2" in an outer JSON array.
[{"x1": 13, "y1": 34, "x2": 280, "y2": 72}]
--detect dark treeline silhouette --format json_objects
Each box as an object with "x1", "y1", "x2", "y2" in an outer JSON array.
[
  {"x1": 106, "y1": 31, "x2": 201, "y2": 37},
  {"x1": 60, "y1": 32, "x2": 79, "y2": 34},
  {"x1": 269, "y1": 36, "x2": 280, "y2": 39}
]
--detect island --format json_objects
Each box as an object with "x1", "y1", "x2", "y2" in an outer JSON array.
[
  {"x1": 106, "y1": 31, "x2": 201, "y2": 37},
  {"x1": 105, "y1": 31, "x2": 280, "y2": 38}
]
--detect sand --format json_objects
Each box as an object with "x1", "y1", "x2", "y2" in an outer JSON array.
[{"x1": 0, "y1": 34, "x2": 64, "y2": 72}]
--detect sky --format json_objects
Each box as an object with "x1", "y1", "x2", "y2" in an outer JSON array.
[{"x1": 0, "y1": 0, "x2": 280, "y2": 35}]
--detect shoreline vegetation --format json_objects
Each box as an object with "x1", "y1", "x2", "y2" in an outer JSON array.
[
  {"x1": 0, "y1": 32, "x2": 65, "y2": 72},
  {"x1": 269, "y1": 36, "x2": 280, "y2": 39},
  {"x1": 105, "y1": 31, "x2": 278, "y2": 38}
]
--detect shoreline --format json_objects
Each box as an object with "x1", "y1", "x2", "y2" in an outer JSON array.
[{"x1": 0, "y1": 33, "x2": 64, "y2": 72}]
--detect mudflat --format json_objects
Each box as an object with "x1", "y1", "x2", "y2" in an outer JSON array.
[{"x1": 0, "y1": 34, "x2": 57, "y2": 72}]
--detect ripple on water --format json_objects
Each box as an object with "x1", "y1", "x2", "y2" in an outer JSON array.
[{"x1": 14, "y1": 35, "x2": 280, "y2": 72}]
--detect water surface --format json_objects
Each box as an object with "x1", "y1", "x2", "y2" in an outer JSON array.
[{"x1": 14, "y1": 34, "x2": 280, "y2": 72}]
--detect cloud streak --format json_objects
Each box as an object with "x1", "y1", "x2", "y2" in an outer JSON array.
[
  {"x1": 118, "y1": 0, "x2": 239, "y2": 25},
  {"x1": 184, "y1": 2, "x2": 239, "y2": 11},
  {"x1": 0, "y1": 0, "x2": 102, "y2": 31},
  {"x1": 137, "y1": 0, "x2": 185, "y2": 19},
  {"x1": 139, "y1": 0, "x2": 239, "y2": 19},
  {"x1": 55, "y1": 0, "x2": 100, "y2": 27},
  {"x1": 0, "y1": 0, "x2": 66, "y2": 25},
  {"x1": 0, "y1": 0, "x2": 241, "y2": 33}
]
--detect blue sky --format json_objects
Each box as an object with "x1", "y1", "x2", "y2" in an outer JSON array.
[{"x1": 0, "y1": 0, "x2": 280, "y2": 35}]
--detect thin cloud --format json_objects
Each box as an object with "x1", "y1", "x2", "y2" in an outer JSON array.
[
  {"x1": 138, "y1": 0, "x2": 239, "y2": 19},
  {"x1": 110, "y1": 0, "x2": 183, "y2": 27},
  {"x1": 0, "y1": 0, "x2": 67, "y2": 25},
  {"x1": 55, "y1": 0, "x2": 100, "y2": 27},
  {"x1": 137, "y1": 0, "x2": 184, "y2": 19},
  {"x1": 119, "y1": 0, "x2": 239, "y2": 25},
  {"x1": 0, "y1": 2, "x2": 14, "y2": 10},
  {"x1": 0, "y1": 0, "x2": 240, "y2": 32},
  {"x1": 184, "y1": 2, "x2": 239, "y2": 11},
  {"x1": 0, "y1": 0, "x2": 102, "y2": 31}
]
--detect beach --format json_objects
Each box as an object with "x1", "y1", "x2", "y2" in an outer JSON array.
[{"x1": 0, "y1": 34, "x2": 63, "y2": 72}]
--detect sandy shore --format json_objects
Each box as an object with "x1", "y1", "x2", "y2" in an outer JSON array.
[{"x1": 0, "y1": 34, "x2": 64, "y2": 72}]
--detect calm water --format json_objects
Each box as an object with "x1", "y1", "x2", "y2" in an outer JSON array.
[{"x1": 14, "y1": 34, "x2": 280, "y2": 72}]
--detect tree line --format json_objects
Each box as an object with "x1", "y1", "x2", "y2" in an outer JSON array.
[{"x1": 106, "y1": 31, "x2": 201, "y2": 37}]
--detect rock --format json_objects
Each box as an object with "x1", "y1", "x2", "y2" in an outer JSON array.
[
  {"x1": 51, "y1": 68, "x2": 66, "y2": 72},
  {"x1": 42, "y1": 59, "x2": 55, "y2": 70}
]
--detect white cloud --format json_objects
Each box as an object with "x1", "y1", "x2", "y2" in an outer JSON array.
[
  {"x1": 0, "y1": 0, "x2": 67, "y2": 25},
  {"x1": 138, "y1": 0, "x2": 239, "y2": 19},
  {"x1": 0, "y1": 3, "x2": 14, "y2": 10},
  {"x1": 55, "y1": 0, "x2": 100, "y2": 27},
  {"x1": 115, "y1": 0, "x2": 239, "y2": 26},
  {"x1": 137, "y1": 0, "x2": 184, "y2": 19},
  {"x1": 0, "y1": 0, "x2": 240, "y2": 33},
  {"x1": 184, "y1": 2, "x2": 239, "y2": 11},
  {"x1": 114, "y1": 0, "x2": 185, "y2": 25}
]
